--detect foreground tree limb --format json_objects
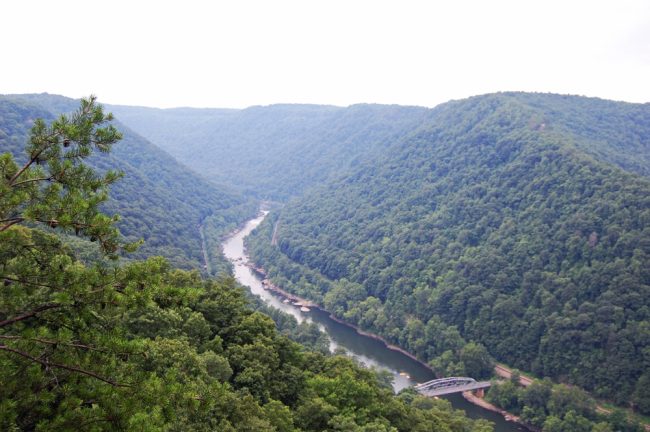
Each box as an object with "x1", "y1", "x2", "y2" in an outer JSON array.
[
  {"x1": 0, "y1": 344, "x2": 129, "y2": 387},
  {"x1": 0, "y1": 95, "x2": 138, "y2": 256},
  {"x1": 0, "y1": 303, "x2": 62, "y2": 328}
]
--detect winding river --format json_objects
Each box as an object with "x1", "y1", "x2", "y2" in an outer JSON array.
[{"x1": 222, "y1": 212, "x2": 525, "y2": 432}]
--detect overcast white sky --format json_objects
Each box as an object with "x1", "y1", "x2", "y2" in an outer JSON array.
[{"x1": 1, "y1": 0, "x2": 648, "y2": 108}]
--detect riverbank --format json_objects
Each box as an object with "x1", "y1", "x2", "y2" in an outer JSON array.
[
  {"x1": 246, "y1": 262, "x2": 435, "y2": 371},
  {"x1": 244, "y1": 259, "x2": 532, "y2": 429},
  {"x1": 224, "y1": 213, "x2": 525, "y2": 431},
  {"x1": 463, "y1": 392, "x2": 535, "y2": 431},
  {"x1": 492, "y1": 363, "x2": 650, "y2": 430}
]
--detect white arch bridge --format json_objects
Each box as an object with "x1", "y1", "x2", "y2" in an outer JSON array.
[{"x1": 414, "y1": 377, "x2": 491, "y2": 397}]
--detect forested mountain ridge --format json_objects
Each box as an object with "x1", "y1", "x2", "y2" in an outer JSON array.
[
  {"x1": 246, "y1": 93, "x2": 650, "y2": 411},
  {"x1": 110, "y1": 102, "x2": 430, "y2": 199},
  {"x1": 0, "y1": 97, "x2": 494, "y2": 432},
  {"x1": 497, "y1": 92, "x2": 650, "y2": 177},
  {"x1": 0, "y1": 94, "x2": 256, "y2": 269}
]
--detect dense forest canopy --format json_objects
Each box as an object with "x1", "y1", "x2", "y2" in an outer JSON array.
[
  {"x1": 507, "y1": 93, "x2": 650, "y2": 177},
  {"x1": 110, "y1": 102, "x2": 430, "y2": 200},
  {"x1": 244, "y1": 93, "x2": 650, "y2": 413},
  {"x1": 0, "y1": 98, "x2": 493, "y2": 431},
  {"x1": 3, "y1": 91, "x2": 649, "y2": 430},
  {"x1": 0, "y1": 94, "x2": 256, "y2": 270}
]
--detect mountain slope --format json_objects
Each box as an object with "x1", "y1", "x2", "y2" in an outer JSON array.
[
  {"x1": 1, "y1": 99, "x2": 492, "y2": 432},
  {"x1": 504, "y1": 92, "x2": 650, "y2": 177},
  {"x1": 246, "y1": 93, "x2": 650, "y2": 408},
  {"x1": 0, "y1": 94, "x2": 256, "y2": 270},
  {"x1": 110, "y1": 103, "x2": 430, "y2": 199}
]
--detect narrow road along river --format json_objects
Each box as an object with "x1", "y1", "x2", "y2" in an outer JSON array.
[{"x1": 222, "y1": 212, "x2": 526, "y2": 432}]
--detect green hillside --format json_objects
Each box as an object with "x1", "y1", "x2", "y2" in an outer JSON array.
[
  {"x1": 110, "y1": 103, "x2": 429, "y2": 199},
  {"x1": 0, "y1": 94, "x2": 256, "y2": 270},
  {"x1": 508, "y1": 93, "x2": 650, "y2": 177},
  {"x1": 0, "y1": 96, "x2": 492, "y2": 432},
  {"x1": 246, "y1": 93, "x2": 650, "y2": 411}
]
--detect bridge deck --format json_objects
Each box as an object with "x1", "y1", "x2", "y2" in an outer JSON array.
[{"x1": 417, "y1": 381, "x2": 491, "y2": 397}]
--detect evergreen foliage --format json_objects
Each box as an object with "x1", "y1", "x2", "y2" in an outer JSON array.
[{"x1": 0, "y1": 96, "x2": 128, "y2": 256}]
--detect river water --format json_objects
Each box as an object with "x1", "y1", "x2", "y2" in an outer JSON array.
[{"x1": 222, "y1": 213, "x2": 525, "y2": 432}]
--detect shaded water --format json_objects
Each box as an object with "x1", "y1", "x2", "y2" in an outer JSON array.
[{"x1": 222, "y1": 213, "x2": 525, "y2": 431}]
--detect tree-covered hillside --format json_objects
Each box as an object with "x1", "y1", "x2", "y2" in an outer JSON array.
[
  {"x1": 246, "y1": 93, "x2": 650, "y2": 411},
  {"x1": 1, "y1": 97, "x2": 492, "y2": 432},
  {"x1": 0, "y1": 94, "x2": 256, "y2": 269},
  {"x1": 501, "y1": 92, "x2": 650, "y2": 177},
  {"x1": 110, "y1": 103, "x2": 429, "y2": 199}
]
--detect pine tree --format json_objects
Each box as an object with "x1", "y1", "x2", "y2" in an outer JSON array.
[
  {"x1": 0, "y1": 95, "x2": 137, "y2": 256},
  {"x1": 0, "y1": 97, "x2": 146, "y2": 429}
]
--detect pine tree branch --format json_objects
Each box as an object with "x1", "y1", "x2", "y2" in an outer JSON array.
[
  {"x1": 0, "y1": 344, "x2": 130, "y2": 387},
  {"x1": 0, "y1": 218, "x2": 24, "y2": 232},
  {"x1": 0, "y1": 335, "x2": 106, "y2": 352},
  {"x1": 1, "y1": 276, "x2": 59, "y2": 290},
  {"x1": 0, "y1": 216, "x2": 95, "y2": 232},
  {"x1": 0, "y1": 217, "x2": 24, "y2": 223},
  {"x1": 7, "y1": 128, "x2": 67, "y2": 186},
  {"x1": 0, "y1": 303, "x2": 62, "y2": 328},
  {"x1": 8, "y1": 153, "x2": 43, "y2": 185},
  {"x1": 0, "y1": 335, "x2": 140, "y2": 358},
  {"x1": 0, "y1": 335, "x2": 134, "y2": 357},
  {"x1": 11, "y1": 177, "x2": 53, "y2": 187}
]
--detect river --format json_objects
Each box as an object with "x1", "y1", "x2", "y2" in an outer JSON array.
[{"x1": 222, "y1": 212, "x2": 526, "y2": 432}]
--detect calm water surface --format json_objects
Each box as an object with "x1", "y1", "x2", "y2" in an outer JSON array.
[{"x1": 222, "y1": 213, "x2": 525, "y2": 432}]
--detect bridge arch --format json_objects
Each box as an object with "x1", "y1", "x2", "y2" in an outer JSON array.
[{"x1": 414, "y1": 377, "x2": 491, "y2": 397}]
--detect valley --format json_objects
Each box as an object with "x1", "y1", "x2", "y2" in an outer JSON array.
[
  {"x1": 2, "y1": 91, "x2": 648, "y2": 431},
  {"x1": 114, "y1": 91, "x2": 650, "y2": 431},
  {"x1": 223, "y1": 211, "x2": 527, "y2": 431}
]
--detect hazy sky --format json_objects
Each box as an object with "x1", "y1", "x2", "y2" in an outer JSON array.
[{"x1": 1, "y1": 0, "x2": 649, "y2": 108}]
